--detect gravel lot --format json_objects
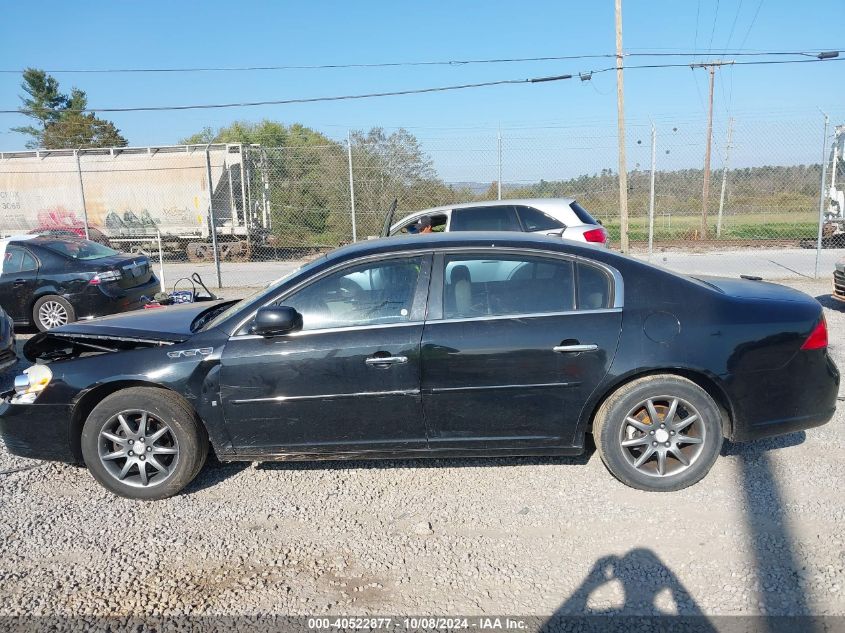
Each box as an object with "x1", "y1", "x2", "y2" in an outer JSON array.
[{"x1": 0, "y1": 277, "x2": 843, "y2": 625}]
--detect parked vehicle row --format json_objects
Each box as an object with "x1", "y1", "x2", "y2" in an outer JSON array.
[{"x1": 0, "y1": 232, "x2": 838, "y2": 500}]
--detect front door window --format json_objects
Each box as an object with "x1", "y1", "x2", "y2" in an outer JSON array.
[{"x1": 277, "y1": 257, "x2": 425, "y2": 330}]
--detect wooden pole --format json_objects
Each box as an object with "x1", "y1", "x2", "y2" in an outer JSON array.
[
  {"x1": 700, "y1": 65, "x2": 715, "y2": 239},
  {"x1": 615, "y1": 0, "x2": 629, "y2": 253}
]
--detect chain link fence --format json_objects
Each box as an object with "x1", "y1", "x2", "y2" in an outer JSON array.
[{"x1": 1, "y1": 116, "x2": 842, "y2": 291}]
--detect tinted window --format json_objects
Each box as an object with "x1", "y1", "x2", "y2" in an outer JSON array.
[
  {"x1": 21, "y1": 251, "x2": 37, "y2": 272},
  {"x1": 516, "y1": 206, "x2": 565, "y2": 231},
  {"x1": 279, "y1": 257, "x2": 423, "y2": 330},
  {"x1": 570, "y1": 201, "x2": 598, "y2": 225},
  {"x1": 450, "y1": 206, "x2": 521, "y2": 232},
  {"x1": 577, "y1": 263, "x2": 611, "y2": 309},
  {"x1": 41, "y1": 239, "x2": 118, "y2": 260},
  {"x1": 443, "y1": 255, "x2": 575, "y2": 318},
  {"x1": 3, "y1": 247, "x2": 37, "y2": 274}
]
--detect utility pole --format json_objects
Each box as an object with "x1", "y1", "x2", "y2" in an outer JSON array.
[
  {"x1": 347, "y1": 130, "x2": 357, "y2": 242},
  {"x1": 716, "y1": 117, "x2": 734, "y2": 238},
  {"x1": 648, "y1": 123, "x2": 656, "y2": 259},
  {"x1": 691, "y1": 60, "x2": 734, "y2": 240},
  {"x1": 815, "y1": 114, "x2": 830, "y2": 279},
  {"x1": 615, "y1": 0, "x2": 629, "y2": 253},
  {"x1": 497, "y1": 127, "x2": 503, "y2": 201}
]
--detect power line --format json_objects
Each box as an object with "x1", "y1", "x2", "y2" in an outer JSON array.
[
  {"x1": 737, "y1": 0, "x2": 764, "y2": 51},
  {"x1": 722, "y1": 0, "x2": 744, "y2": 55},
  {"x1": 0, "y1": 49, "x2": 841, "y2": 74},
  {"x1": 707, "y1": 0, "x2": 721, "y2": 52},
  {"x1": 1, "y1": 56, "x2": 842, "y2": 117},
  {"x1": 2, "y1": 74, "x2": 573, "y2": 115}
]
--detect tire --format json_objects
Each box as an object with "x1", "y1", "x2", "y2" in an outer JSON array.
[
  {"x1": 592, "y1": 375, "x2": 723, "y2": 492},
  {"x1": 32, "y1": 295, "x2": 76, "y2": 331},
  {"x1": 80, "y1": 387, "x2": 208, "y2": 500}
]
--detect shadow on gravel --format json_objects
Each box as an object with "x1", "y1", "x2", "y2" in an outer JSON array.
[
  {"x1": 814, "y1": 294, "x2": 845, "y2": 311},
  {"x1": 185, "y1": 450, "x2": 595, "y2": 493},
  {"x1": 539, "y1": 548, "x2": 716, "y2": 632},
  {"x1": 736, "y1": 443, "x2": 815, "y2": 629},
  {"x1": 720, "y1": 431, "x2": 806, "y2": 457},
  {"x1": 183, "y1": 454, "x2": 250, "y2": 494}
]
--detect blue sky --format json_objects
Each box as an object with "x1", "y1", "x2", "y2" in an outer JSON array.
[{"x1": 1, "y1": 1, "x2": 843, "y2": 179}]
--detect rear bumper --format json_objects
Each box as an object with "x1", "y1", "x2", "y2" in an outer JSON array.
[
  {"x1": 0, "y1": 390, "x2": 76, "y2": 462},
  {"x1": 70, "y1": 275, "x2": 160, "y2": 319},
  {"x1": 727, "y1": 350, "x2": 840, "y2": 442}
]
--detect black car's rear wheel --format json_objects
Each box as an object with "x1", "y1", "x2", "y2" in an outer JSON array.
[
  {"x1": 33, "y1": 295, "x2": 76, "y2": 331},
  {"x1": 593, "y1": 375, "x2": 723, "y2": 492},
  {"x1": 80, "y1": 387, "x2": 208, "y2": 500}
]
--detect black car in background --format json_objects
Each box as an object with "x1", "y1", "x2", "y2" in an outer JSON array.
[
  {"x1": 0, "y1": 232, "x2": 839, "y2": 499},
  {"x1": 0, "y1": 237, "x2": 159, "y2": 331},
  {"x1": 0, "y1": 306, "x2": 16, "y2": 371}
]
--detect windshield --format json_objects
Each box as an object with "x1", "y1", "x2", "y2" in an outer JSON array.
[
  {"x1": 200, "y1": 260, "x2": 318, "y2": 331},
  {"x1": 41, "y1": 239, "x2": 119, "y2": 260}
]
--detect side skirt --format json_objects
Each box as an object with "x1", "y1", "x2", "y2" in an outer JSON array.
[{"x1": 223, "y1": 445, "x2": 586, "y2": 463}]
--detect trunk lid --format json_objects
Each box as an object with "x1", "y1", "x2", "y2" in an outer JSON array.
[
  {"x1": 91, "y1": 254, "x2": 153, "y2": 289},
  {"x1": 691, "y1": 275, "x2": 817, "y2": 303}
]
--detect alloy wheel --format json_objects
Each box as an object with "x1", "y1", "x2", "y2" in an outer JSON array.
[
  {"x1": 618, "y1": 396, "x2": 706, "y2": 478},
  {"x1": 38, "y1": 301, "x2": 68, "y2": 329},
  {"x1": 97, "y1": 410, "x2": 179, "y2": 488}
]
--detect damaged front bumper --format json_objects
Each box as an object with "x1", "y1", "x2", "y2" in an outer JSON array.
[{"x1": 0, "y1": 390, "x2": 76, "y2": 462}]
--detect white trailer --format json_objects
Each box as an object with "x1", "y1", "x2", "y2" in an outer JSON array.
[{"x1": 0, "y1": 143, "x2": 270, "y2": 261}]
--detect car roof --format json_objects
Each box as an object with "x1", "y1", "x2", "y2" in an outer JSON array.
[
  {"x1": 407, "y1": 197, "x2": 577, "y2": 216},
  {"x1": 322, "y1": 231, "x2": 621, "y2": 267}
]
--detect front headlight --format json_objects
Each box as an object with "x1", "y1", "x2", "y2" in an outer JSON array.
[{"x1": 11, "y1": 365, "x2": 53, "y2": 404}]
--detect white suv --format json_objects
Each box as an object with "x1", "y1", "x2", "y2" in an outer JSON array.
[{"x1": 388, "y1": 198, "x2": 608, "y2": 247}]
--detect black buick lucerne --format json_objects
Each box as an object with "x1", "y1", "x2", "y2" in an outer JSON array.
[{"x1": 0, "y1": 232, "x2": 839, "y2": 499}]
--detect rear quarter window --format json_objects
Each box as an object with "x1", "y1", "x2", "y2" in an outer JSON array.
[
  {"x1": 577, "y1": 262, "x2": 611, "y2": 309},
  {"x1": 515, "y1": 206, "x2": 565, "y2": 231},
  {"x1": 570, "y1": 202, "x2": 599, "y2": 225}
]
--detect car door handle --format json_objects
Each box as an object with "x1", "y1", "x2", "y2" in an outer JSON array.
[
  {"x1": 553, "y1": 344, "x2": 598, "y2": 353},
  {"x1": 365, "y1": 355, "x2": 408, "y2": 366},
  {"x1": 12, "y1": 279, "x2": 26, "y2": 286}
]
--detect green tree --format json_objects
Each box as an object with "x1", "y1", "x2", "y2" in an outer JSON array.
[
  {"x1": 181, "y1": 120, "x2": 349, "y2": 245},
  {"x1": 41, "y1": 88, "x2": 128, "y2": 149},
  {"x1": 11, "y1": 69, "x2": 128, "y2": 149},
  {"x1": 349, "y1": 127, "x2": 465, "y2": 235},
  {"x1": 11, "y1": 68, "x2": 67, "y2": 148}
]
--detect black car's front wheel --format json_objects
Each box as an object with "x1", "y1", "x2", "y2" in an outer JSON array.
[
  {"x1": 593, "y1": 375, "x2": 724, "y2": 492},
  {"x1": 33, "y1": 295, "x2": 76, "y2": 331},
  {"x1": 80, "y1": 387, "x2": 208, "y2": 500}
]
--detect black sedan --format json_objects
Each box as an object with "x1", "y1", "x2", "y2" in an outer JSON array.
[
  {"x1": 0, "y1": 237, "x2": 159, "y2": 331},
  {"x1": 0, "y1": 232, "x2": 839, "y2": 499},
  {"x1": 0, "y1": 306, "x2": 16, "y2": 372}
]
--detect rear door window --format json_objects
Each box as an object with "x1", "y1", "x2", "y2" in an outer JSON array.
[
  {"x1": 515, "y1": 206, "x2": 565, "y2": 231},
  {"x1": 2, "y1": 247, "x2": 37, "y2": 274},
  {"x1": 442, "y1": 255, "x2": 576, "y2": 318},
  {"x1": 450, "y1": 206, "x2": 521, "y2": 232}
]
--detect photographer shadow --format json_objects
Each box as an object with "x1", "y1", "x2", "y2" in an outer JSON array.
[{"x1": 540, "y1": 548, "x2": 716, "y2": 633}]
